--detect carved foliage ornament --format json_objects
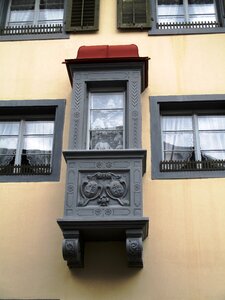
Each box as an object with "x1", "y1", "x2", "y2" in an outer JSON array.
[{"x1": 79, "y1": 172, "x2": 129, "y2": 207}]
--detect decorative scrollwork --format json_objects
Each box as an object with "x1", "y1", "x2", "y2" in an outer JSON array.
[{"x1": 79, "y1": 172, "x2": 129, "y2": 207}]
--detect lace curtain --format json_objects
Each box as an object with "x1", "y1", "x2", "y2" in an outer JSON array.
[{"x1": 0, "y1": 122, "x2": 19, "y2": 166}]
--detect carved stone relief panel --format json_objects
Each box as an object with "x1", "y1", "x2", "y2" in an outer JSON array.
[{"x1": 78, "y1": 171, "x2": 130, "y2": 207}]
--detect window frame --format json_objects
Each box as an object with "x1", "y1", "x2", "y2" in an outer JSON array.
[
  {"x1": 149, "y1": 0, "x2": 225, "y2": 35},
  {"x1": 0, "y1": 99, "x2": 65, "y2": 182},
  {"x1": 150, "y1": 94, "x2": 225, "y2": 179},
  {"x1": 87, "y1": 90, "x2": 126, "y2": 150}
]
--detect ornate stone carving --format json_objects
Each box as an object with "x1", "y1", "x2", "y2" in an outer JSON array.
[
  {"x1": 79, "y1": 172, "x2": 129, "y2": 207},
  {"x1": 126, "y1": 230, "x2": 143, "y2": 267},
  {"x1": 62, "y1": 235, "x2": 84, "y2": 268}
]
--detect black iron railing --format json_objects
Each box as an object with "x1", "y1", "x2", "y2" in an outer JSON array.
[
  {"x1": 157, "y1": 21, "x2": 219, "y2": 30},
  {"x1": 0, "y1": 164, "x2": 52, "y2": 175},
  {"x1": 0, "y1": 24, "x2": 63, "y2": 36},
  {"x1": 160, "y1": 160, "x2": 225, "y2": 172}
]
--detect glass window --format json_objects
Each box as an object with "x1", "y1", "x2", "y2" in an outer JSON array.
[
  {"x1": 157, "y1": 0, "x2": 217, "y2": 26},
  {"x1": 7, "y1": 0, "x2": 64, "y2": 26},
  {"x1": 161, "y1": 114, "x2": 225, "y2": 162},
  {"x1": 88, "y1": 92, "x2": 125, "y2": 150},
  {"x1": 0, "y1": 119, "x2": 54, "y2": 174}
]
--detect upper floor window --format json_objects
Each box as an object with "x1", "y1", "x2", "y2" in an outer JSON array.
[
  {"x1": 150, "y1": 94, "x2": 225, "y2": 179},
  {"x1": 0, "y1": 100, "x2": 65, "y2": 182},
  {"x1": 0, "y1": 0, "x2": 100, "y2": 40},
  {"x1": 88, "y1": 92, "x2": 125, "y2": 150},
  {"x1": 157, "y1": 0, "x2": 217, "y2": 25},
  {"x1": 6, "y1": 0, "x2": 64, "y2": 27},
  {"x1": 150, "y1": 0, "x2": 225, "y2": 34}
]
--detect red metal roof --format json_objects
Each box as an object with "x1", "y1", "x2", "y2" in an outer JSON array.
[{"x1": 76, "y1": 44, "x2": 139, "y2": 59}]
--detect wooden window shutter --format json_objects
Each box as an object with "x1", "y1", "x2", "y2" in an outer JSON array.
[
  {"x1": 0, "y1": 0, "x2": 8, "y2": 29},
  {"x1": 117, "y1": 0, "x2": 151, "y2": 29},
  {"x1": 66, "y1": 0, "x2": 99, "y2": 32}
]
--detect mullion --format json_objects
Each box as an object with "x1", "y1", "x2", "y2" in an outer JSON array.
[{"x1": 14, "y1": 120, "x2": 25, "y2": 165}]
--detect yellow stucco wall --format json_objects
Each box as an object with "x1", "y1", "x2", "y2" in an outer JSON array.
[{"x1": 0, "y1": 1, "x2": 225, "y2": 299}]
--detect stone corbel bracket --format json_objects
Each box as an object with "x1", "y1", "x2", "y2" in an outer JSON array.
[{"x1": 58, "y1": 218, "x2": 149, "y2": 268}]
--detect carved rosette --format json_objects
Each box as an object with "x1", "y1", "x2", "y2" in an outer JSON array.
[
  {"x1": 62, "y1": 236, "x2": 83, "y2": 268},
  {"x1": 79, "y1": 172, "x2": 129, "y2": 207}
]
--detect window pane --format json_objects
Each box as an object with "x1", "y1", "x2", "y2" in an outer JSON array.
[
  {"x1": 163, "y1": 133, "x2": 194, "y2": 150},
  {"x1": 90, "y1": 111, "x2": 124, "y2": 130},
  {"x1": 202, "y1": 151, "x2": 225, "y2": 160},
  {"x1": 25, "y1": 121, "x2": 54, "y2": 135},
  {"x1": 39, "y1": 0, "x2": 64, "y2": 24},
  {"x1": 23, "y1": 136, "x2": 53, "y2": 151},
  {"x1": 198, "y1": 116, "x2": 225, "y2": 130},
  {"x1": 157, "y1": 0, "x2": 185, "y2": 23},
  {"x1": 164, "y1": 151, "x2": 194, "y2": 161},
  {"x1": 8, "y1": 0, "x2": 35, "y2": 26},
  {"x1": 90, "y1": 93, "x2": 124, "y2": 109},
  {"x1": 0, "y1": 137, "x2": 18, "y2": 166},
  {"x1": 162, "y1": 116, "x2": 193, "y2": 131},
  {"x1": 199, "y1": 132, "x2": 225, "y2": 150},
  {"x1": 0, "y1": 122, "x2": 20, "y2": 135},
  {"x1": 90, "y1": 130, "x2": 123, "y2": 150},
  {"x1": 22, "y1": 136, "x2": 53, "y2": 166},
  {"x1": 188, "y1": 0, "x2": 217, "y2": 22}
]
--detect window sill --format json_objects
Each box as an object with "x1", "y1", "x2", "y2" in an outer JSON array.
[
  {"x1": 149, "y1": 27, "x2": 225, "y2": 36},
  {"x1": 160, "y1": 160, "x2": 225, "y2": 172},
  {"x1": 0, "y1": 32, "x2": 69, "y2": 41}
]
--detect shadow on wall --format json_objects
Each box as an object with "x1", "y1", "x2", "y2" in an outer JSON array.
[{"x1": 69, "y1": 242, "x2": 142, "y2": 280}]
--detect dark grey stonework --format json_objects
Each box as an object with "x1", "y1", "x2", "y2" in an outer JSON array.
[
  {"x1": 68, "y1": 70, "x2": 142, "y2": 150},
  {"x1": 58, "y1": 57, "x2": 149, "y2": 268}
]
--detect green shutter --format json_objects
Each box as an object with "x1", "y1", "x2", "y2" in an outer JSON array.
[
  {"x1": 0, "y1": 0, "x2": 8, "y2": 29},
  {"x1": 117, "y1": 0, "x2": 151, "y2": 29},
  {"x1": 66, "y1": 0, "x2": 99, "y2": 32}
]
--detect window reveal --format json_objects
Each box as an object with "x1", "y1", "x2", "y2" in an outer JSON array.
[{"x1": 88, "y1": 92, "x2": 125, "y2": 150}]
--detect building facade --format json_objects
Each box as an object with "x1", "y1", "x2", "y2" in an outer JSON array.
[{"x1": 0, "y1": 0, "x2": 225, "y2": 299}]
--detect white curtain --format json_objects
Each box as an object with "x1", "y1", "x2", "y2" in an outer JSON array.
[
  {"x1": 38, "y1": 9, "x2": 64, "y2": 24},
  {"x1": 24, "y1": 121, "x2": 54, "y2": 166},
  {"x1": 162, "y1": 116, "x2": 194, "y2": 161},
  {"x1": 198, "y1": 116, "x2": 225, "y2": 160},
  {"x1": 8, "y1": 10, "x2": 34, "y2": 26}
]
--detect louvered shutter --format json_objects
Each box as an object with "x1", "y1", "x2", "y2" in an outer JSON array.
[
  {"x1": 0, "y1": 0, "x2": 8, "y2": 29},
  {"x1": 66, "y1": 0, "x2": 99, "y2": 32},
  {"x1": 117, "y1": 0, "x2": 151, "y2": 29}
]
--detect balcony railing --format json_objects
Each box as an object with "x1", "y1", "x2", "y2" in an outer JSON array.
[
  {"x1": 0, "y1": 24, "x2": 63, "y2": 36},
  {"x1": 160, "y1": 160, "x2": 225, "y2": 172},
  {"x1": 0, "y1": 164, "x2": 52, "y2": 175},
  {"x1": 157, "y1": 21, "x2": 219, "y2": 30}
]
